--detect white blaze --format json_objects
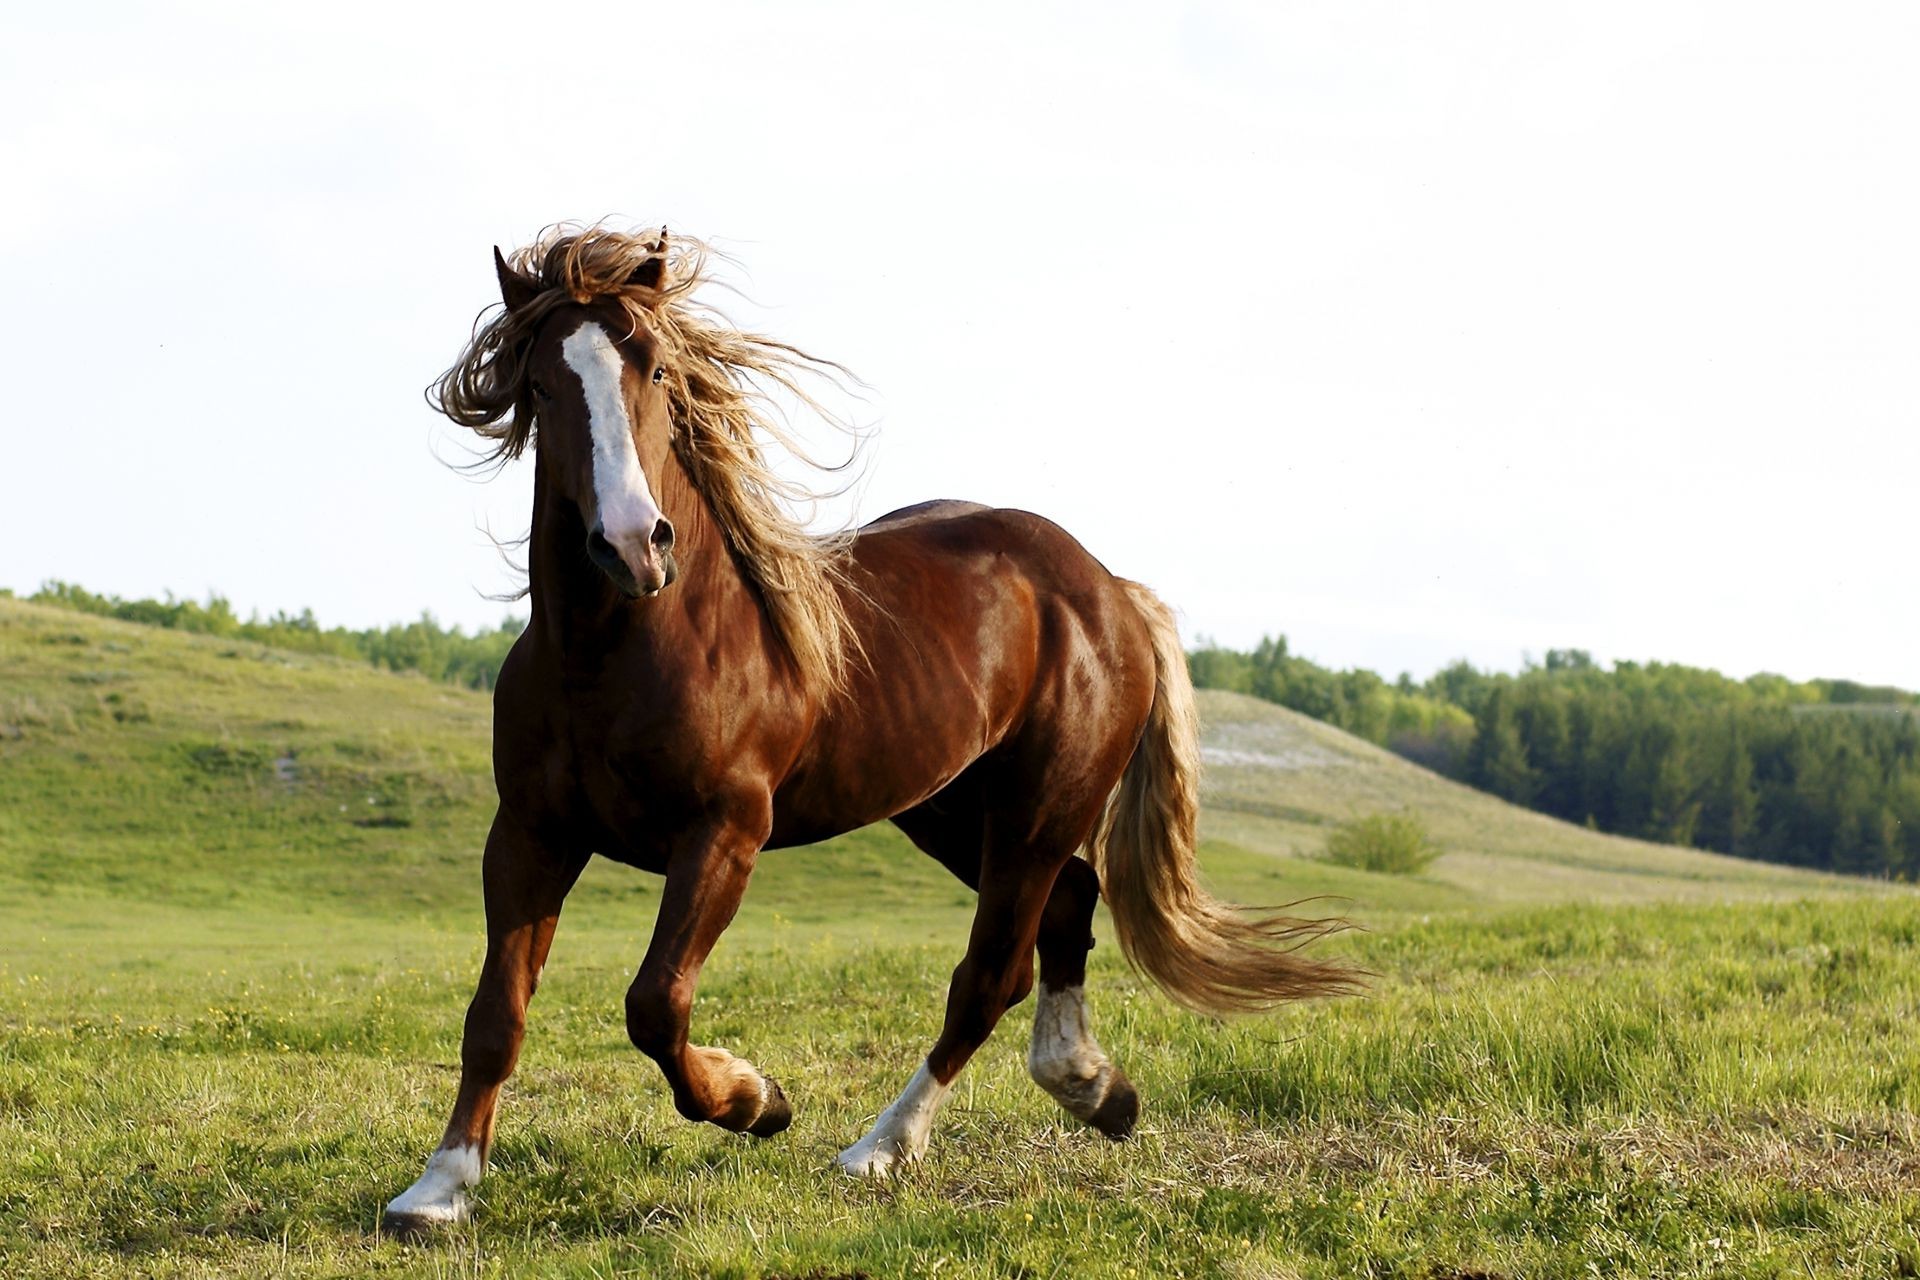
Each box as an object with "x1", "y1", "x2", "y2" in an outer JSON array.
[{"x1": 561, "y1": 321, "x2": 661, "y2": 541}]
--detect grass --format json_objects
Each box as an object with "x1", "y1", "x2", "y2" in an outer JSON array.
[{"x1": 2, "y1": 597, "x2": 1916, "y2": 1278}]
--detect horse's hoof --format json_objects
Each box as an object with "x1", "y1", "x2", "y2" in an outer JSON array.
[
  {"x1": 747, "y1": 1076, "x2": 793, "y2": 1138},
  {"x1": 382, "y1": 1151, "x2": 476, "y2": 1238},
  {"x1": 1086, "y1": 1069, "x2": 1139, "y2": 1141},
  {"x1": 380, "y1": 1207, "x2": 461, "y2": 1239},
  {"x1": 834, "y1": 1136, "x2": 909, "y2": 1177}
]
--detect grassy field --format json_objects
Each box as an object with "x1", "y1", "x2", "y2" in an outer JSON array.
[{"x1": 3, "y1": 597, "x2": 1917, "y2": 1278}]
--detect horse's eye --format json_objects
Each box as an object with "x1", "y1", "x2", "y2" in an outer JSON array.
[
  {"x1": 651, "y1": 366, "x2": 666, "y2": 385},
  {"x1": 530, "y1": 378, "x2": 553, "y2": 403}
]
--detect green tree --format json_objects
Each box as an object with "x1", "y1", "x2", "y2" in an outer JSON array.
[{"x1": 1470, "y1": 687, "x2": 1537, "y2": 806}]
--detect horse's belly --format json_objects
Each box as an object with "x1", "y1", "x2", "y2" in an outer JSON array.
[{"x1": 765, "y1": 740, "x2": 977, "y2": 848}]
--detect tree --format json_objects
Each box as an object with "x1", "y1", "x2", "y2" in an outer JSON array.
[{"x1": 1470, "y1": 687, "x2": 1538, "y2": 806}]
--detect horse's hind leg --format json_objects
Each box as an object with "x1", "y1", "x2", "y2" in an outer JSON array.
[
  {"x1": 836, "y1": 821, "x2": 1065, "y2": 1176},
  {"x1": 897, "y1": 790, "x2": 1136, "y2": 1132},
  {"x1": 1028, "y1": 856, "x2": 1139, "y2": 1138},
  {"x1": 384, "y1": 812, "x2": 586, "y2": 1234}
]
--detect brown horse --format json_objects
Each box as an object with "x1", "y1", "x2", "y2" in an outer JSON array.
[{"x1": 382, "y1": 224, "x2": 1353, "y2": 1232}]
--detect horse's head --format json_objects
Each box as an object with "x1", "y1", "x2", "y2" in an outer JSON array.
[
  {"x1": 437, "y1": 224, "x2": 860, "y2": 672},
  {"x1": 494, "y1": 245, "x2": 679, "y2": 598}
]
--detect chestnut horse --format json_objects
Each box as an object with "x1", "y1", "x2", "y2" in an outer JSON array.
[{"x1": 383, "y1": 225, "x2": 1352, "y2": 1232}]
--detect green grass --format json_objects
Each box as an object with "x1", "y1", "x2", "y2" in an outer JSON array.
[{"x1": 2, "y1": 598, "x2": 1917, "y2": 1278}]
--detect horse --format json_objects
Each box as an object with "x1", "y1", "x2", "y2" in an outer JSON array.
[{"x1": 382, "y1": 224, "x2": 1354, "y2": 1233}]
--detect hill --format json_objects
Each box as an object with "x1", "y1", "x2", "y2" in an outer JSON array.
[
  {"x1": 1190, "y1": 636, "x2": 1920, "y2": 878},
  {"x1": 1193, "y1": 689, "x2": 1851, "y2": 910},
  {"x1": 0, "y1": 597, "x2": 1861, "y2": 930}
]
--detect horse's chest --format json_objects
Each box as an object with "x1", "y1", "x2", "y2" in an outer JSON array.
[
  {"x1": 568, "y1": 717, "x2": 725, "y2": 864},
  {"x1": 494, "y1": 687, "x2": 716, "y2": 869}
]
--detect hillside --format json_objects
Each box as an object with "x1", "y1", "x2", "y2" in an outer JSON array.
[
  {"x1": 0, "y1": 597, "x2": 1867, "y2": 933},
  {"x1": 1194, "y1": 689, "x2": 1852, "y2": 909},
  {"x1": 1191, "y1": 635, "x2": 1920, "y2": 879}
]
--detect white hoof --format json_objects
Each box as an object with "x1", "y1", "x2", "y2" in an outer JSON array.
[
  {"x1": 834, "y1": 1130, "x2": 915, "y2": 1178},
  {"x1": 834, "y1": 1061, "x2": 951, "y2": 1178},
  {"x1": 383, "y1": 1144, "x2": 481, "y2": 1233}
]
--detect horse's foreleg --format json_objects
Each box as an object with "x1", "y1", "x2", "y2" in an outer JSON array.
[
  {"x1": 624, "y1": 821, "x2": 791, "y2": 1136},
  {"x1": 383, "y1": 813, "x2": 584, "y2": 1234},
  {"x1": 836, "y1": 842, "x2": 1064, "y2": 1176},
  {"x1": 1028, "y1": 856, "x2": 1138, "y2": 1137}
]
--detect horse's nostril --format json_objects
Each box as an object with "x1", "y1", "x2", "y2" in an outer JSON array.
[
  {"x1": 651, "y1": 518, "x2": 675, "y2": 551},
  {"x1": 587, "y1": 526, "x2": 615, "y2": 559}
]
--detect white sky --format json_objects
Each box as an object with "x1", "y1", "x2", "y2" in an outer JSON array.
[{"x1": 3, "y1": 2, "x2": 1915, "y2": 687}]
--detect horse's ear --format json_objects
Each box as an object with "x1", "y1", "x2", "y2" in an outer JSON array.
[
  {"x1": 494, "y1": 246, "x2": 540, "y2": 313},
  {"x1": 626, "y1": 229, "x2": 669, "y2": 294}
]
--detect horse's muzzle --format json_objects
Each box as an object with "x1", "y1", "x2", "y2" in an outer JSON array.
[{"x1": 587, "y1": 522, "x2": 678, "y2": 598}]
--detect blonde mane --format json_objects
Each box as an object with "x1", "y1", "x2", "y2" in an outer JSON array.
[{"x1": 432, "y1": 223, "x2": 863, "y2": 695}]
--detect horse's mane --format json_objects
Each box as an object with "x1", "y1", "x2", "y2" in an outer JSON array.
[{"x1": 432, "y1": 223, "x2": 862, "y2": 695}]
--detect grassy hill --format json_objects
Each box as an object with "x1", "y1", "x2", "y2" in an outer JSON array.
[
  {"x1": 3, "y1": 597, "x2": 1917, "y2": 1279},
  {"x1": 0, "y1": 597, "x2": 1853, "y2": 927},
  {"x1": 1193, "y1": 689, "x2": 1850, "y2": 910}
]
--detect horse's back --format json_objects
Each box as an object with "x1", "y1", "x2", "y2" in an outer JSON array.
[
  {"x1": 860, "y1": 498, "x2": 993, "y2": 532},
  {"x1": 767, "y1": 501, "x2": 1154, "y2": 847},
  {"x1": 853, "y1": 500, "x2": 1120, "y2": 597},
  {"x1": 849, "y1": 502, "x2": 1139, "y2": 661}
]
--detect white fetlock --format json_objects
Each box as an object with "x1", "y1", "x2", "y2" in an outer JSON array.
[
  {"x1": 834, "y1": 1062, "x2": 951, "y2": 1178},
  {"x1": 1028, "y1": 984, "x2": 1119, "y2": 1121},
  {"x1": 384, "y1": 1144, "x2": 482, "y2": 1229}
]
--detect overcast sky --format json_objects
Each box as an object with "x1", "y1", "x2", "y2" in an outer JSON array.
[{"x1": 4, "y1": 2, "x2": 1914, "y2": 687}]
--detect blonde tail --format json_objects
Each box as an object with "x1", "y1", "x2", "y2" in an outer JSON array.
[{"x1": 1087, "y1": 582, "x2": 1361, "y2": 1015}]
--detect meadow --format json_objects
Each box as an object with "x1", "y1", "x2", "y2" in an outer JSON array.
[{"x1": 3, "y1": 597, "x2": 1917, "y2": 1278}]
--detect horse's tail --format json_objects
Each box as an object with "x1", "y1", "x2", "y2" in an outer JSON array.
[{"x1": 1087, "y1": 581, "x2": 1361, "y2": 1015}]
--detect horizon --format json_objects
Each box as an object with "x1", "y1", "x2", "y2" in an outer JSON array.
[{"x1": 4, "y1": 3, "x2": 1914, "y2": 689}]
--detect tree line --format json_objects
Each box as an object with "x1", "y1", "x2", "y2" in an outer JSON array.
[
  {"x1": 1187, "y1": 635, "x2": 1477, "y2": 773},
  {"x1": 1189, "y1": 639, "x2": 1920, "y2": 878},
  {"x1": 19, "y1": 581, "x2": 523, "y2": 691}
]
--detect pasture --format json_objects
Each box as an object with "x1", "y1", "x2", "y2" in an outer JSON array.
[{"x1": 3, "y1": 597, "x2": 1917, "y2": 1278}]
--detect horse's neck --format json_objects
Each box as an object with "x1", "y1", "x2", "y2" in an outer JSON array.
[{"x1": 526, "y1": 448, "x2": 743, "y2": 652}]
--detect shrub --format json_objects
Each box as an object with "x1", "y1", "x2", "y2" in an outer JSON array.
[{"x1": 1321, "y1": 812, "x2": 1442, "y2": 875}]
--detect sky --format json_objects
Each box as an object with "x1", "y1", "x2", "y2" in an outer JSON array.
[{"x1": 3, "y1": 2, "x2": 1915, "y2": 688}]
